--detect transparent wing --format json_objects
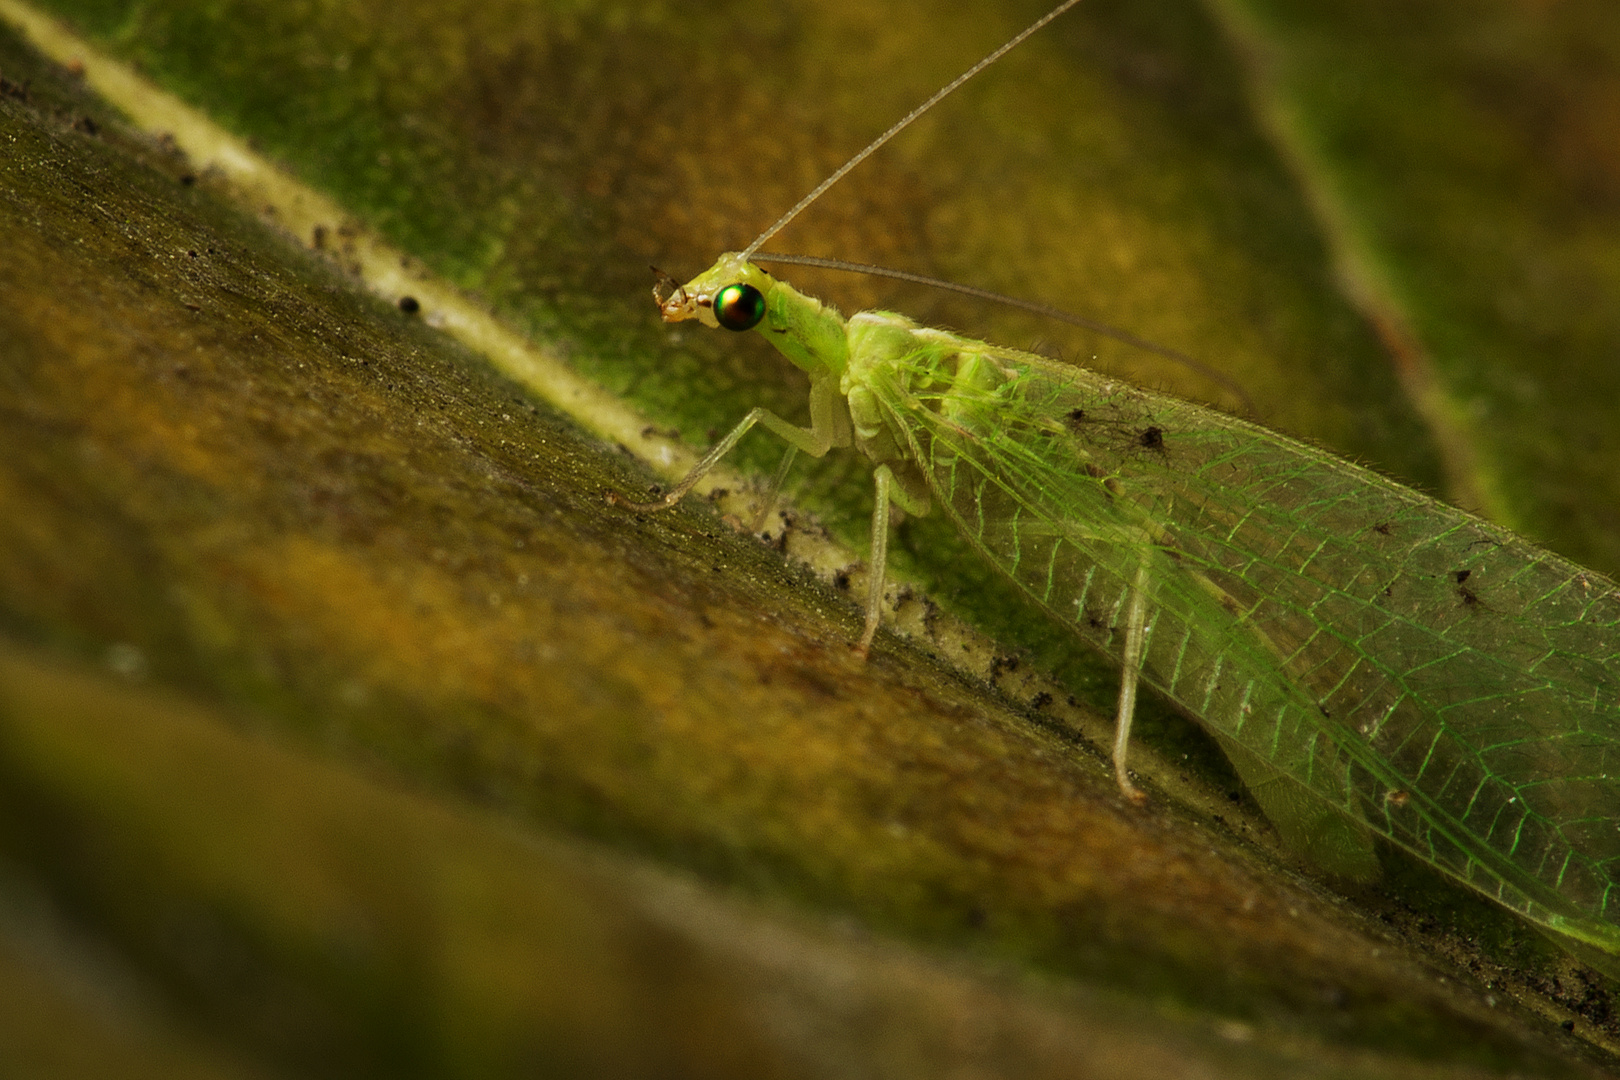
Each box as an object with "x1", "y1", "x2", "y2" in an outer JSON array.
[{"x1": 865, "y1": 335, "x2": 1620, "y2": 956}]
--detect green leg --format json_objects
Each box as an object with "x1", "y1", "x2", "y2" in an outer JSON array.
[
  {"x1": 749, "y1": 445, "x2": 799, "y2": 535},
  {"x1": 856, "y1": 465, "x2": 931, "y2": 658},
  {"x1": 1112, "y1": 558, "x2": 1151, "y2": 802},
  {"x1": 609, "y1": 407, "x2": 830, "y2": 514}
]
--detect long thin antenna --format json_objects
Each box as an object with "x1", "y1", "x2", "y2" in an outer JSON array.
[
  {"x1": 739, "y1": 0, "x2": 1086, "y2": 261},
  {"x1": 754, "y1": 253, "x2": 1257, "y2": 414}
]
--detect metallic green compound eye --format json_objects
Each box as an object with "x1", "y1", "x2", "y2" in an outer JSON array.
[{"x1": 713, "y1": 282, "x2": 765, "y2": 331}]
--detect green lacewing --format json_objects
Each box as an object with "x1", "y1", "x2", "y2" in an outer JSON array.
[{"x1": 614, "y1": 0, "x2": 1620, "y2": 973}]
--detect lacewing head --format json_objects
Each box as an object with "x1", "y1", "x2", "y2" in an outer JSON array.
[{"x1": 653, "y1": 254, "x2": 775, "y2": 331}]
